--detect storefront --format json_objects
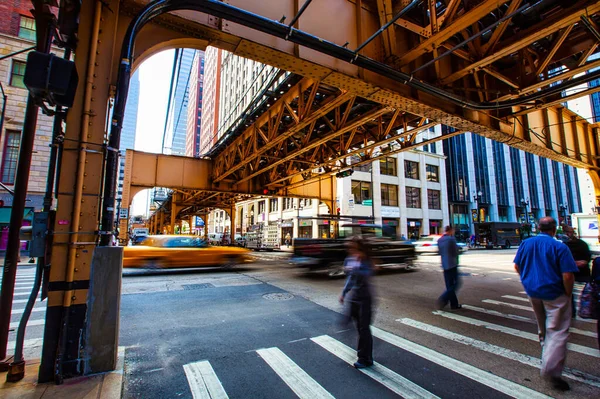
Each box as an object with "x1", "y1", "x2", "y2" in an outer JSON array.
[
  {"x1": 298, "y1": 219, "x2": 313, "y2": 238},
  {"x1": 429, "y1": 220, "x2": 442, "y2": 235},
  {"x1": 317, "y1": 219, "x2": 330, "y2": 239},
  {"x1": 382, "y1": 218, "x2": 399, "y2": 239},
  {"x1": 0, "y1": 207, "x2": 34, "y2": 251},
  {"x1": 407, "y1": 219, "x2": 422, "y2": 240},
  {"x1": 281, "y1": 220, "x2": 293, "y2": 244}
]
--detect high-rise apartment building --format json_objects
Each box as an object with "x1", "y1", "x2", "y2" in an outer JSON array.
[
  {"x1": 163, "y1": 48, "x2": 195, "y2": 155},
  {"x1": 117, "y1": 70, "x2": 140, "y2": 203},
  {"x1": 199, "y1": 47, "x2": 221, "y2": 155},
  {"x1": 185, "y1": 51, "x2": 204, "y2": 158}
]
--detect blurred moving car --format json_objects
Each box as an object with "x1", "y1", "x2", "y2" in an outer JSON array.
[
  {"x1": 414, "y1": 235, "x2": 468, "y2": 254},
  {"x1": 131, "y1": 227, "x2": 149, "y2": 245},
  {"x1": 123, "y1": 235, "x2": 252, "y2": 268}
]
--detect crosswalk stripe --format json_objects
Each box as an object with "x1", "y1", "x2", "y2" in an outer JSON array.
[
  {"x1": 483, "y1": 299, "x2": 596, "y2": 324},
  {"x1": 256, "y1": 347, "x2": 334, "y2": 399},
  {"x1": 502, "y1": 295, "x2": 529, "y2": 302},
  {"x1": 11, "y1": 307, "x2": 45, "y2": 316},
  {"x1": 183, "y1": 360, "x2": 229, "y2": 399},
  {"x1": 10, "y1": 318, "x2": 44, "y2": 329},
  {"x1": 311, "y1": 335, "x2": 439, "y2": 399},
  {"x1": 433, "y1": 311, "x2": 599, "y2": 358},
  {"x1": 398, "y1": 318, "x2": 600, "y2": 389},
  {"x1": 11, "y1": 297, "x2": 43, "y2": 304},
  {"x1": 370, "y1": 326, "x2": 552, "y2": 399},
  {"x1": 462, "y1": 305, "x2": 597, "y2": 338},
  {"x1": 7, "y1": 338, "x2": 44, "y2": 351},
  {"x1": 490, "y1": 271, "x2": 517, "y2": 275}
]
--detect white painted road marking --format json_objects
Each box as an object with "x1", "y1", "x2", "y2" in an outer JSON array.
[
  {"x1": 10, "y1": 318, "x2": 44, "y2": 329},
  {"x1": 483, "y1": 299, "x2": 596, "y2": 324},
  {"x1": 257, "y1": 347, "x2": 334, "y2": 399},
  {"x1": 398, "y1": 318, "x2": 600, "y2": 388},
  {"x1": 311, "y1": 335, "x2": 439, "y2": 399},
  {"x1": 11, "y1": 307, "x2": 45, "y2": 316},
  {"x1": 183, "y1": 360, "x2": 229, "y2": 399},
  {"x1": 7, "y1": 338, "x2": 44, "y2": 351},
  {"x1": 502, "y1": 295, "x2": 529, "y2": 302},
  {"x1": 462, "y1": 305, "x2": 596, "y2": 338},
  {"x1": 433, "y1": 311, "x2": 599, "y2": 358},
  {"x1": 370, "y1": 326, "x2": 552, "y2": 399},
  {"x1": 11, "y1": 297, "x2": 43, "y2": 304},
  {"x1": 490, "y1": 271, "x2": 517, "y2": 275}
]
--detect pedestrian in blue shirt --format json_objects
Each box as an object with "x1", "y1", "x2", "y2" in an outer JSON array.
[
  {"x1": 513, "y1": 217, "x2": 578, "y2": 391},
  {"x1": 437, "y1": 225, "x2": 462, "y2": 310},
  {"x1": 339, "y1": 237, "x2": 374, "y2": 369}
]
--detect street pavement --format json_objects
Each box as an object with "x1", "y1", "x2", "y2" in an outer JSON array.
[{"x1": 4, "y1": 249, "x2": 600, "y2": 398}]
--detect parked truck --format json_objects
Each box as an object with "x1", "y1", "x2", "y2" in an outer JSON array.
[
  {"x1": 291, "y1": 223, "x2": 416, "y2": 277},
  {"x1": 246, "y1": 224, "x2": 280, "y2": 251},
  {"x1": 571, "y1": 213, "x2": 599, "y2": 247},
  {"x1": 474, "y1": 222, "x2": 521, "y2": 249}
]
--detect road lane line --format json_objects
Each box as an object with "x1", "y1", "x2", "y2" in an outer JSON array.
[
  {"x1": 10, "y1": 318, "x2": 45, "y2": 329},
  {"x1": 462, "y1": 305, "x2": 596, "y2": 338},
  {"x1": 398, "y1": 318, "x2": 600, "y2": 388},
  {"x1": 369, "y1": 327, "x2": 551, "y2": 399},
  {"x1": 502, "y1": 295, "x2": 529, "y2": 302},
  {"x1": 183, "y1": 360, "x2": 229, "y2": 399},
  {"x1": 311, "y1": 335, "x2": 438, "y2": 399},
  {"x1": 257, "y1": 347, "x2": 334, "y2": 399},
  {"x1": 433, "y1": 311, "x2": 599, "y2": 358},
  {"x1": 483, "y1": 299, "x2": 595, "y2": 324}
]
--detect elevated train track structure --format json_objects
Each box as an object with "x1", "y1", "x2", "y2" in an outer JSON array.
[{"x1": 6, "y1": 0, "x2": 600, "y2": 382}]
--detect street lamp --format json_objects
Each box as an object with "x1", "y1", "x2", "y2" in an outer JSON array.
[
  {"x1": 520, "y1": 198, "x2": 530, "y2": 225},
  {"x1": 472, "y1": 191, "x2": 483, "y2": 223},
  {"x1": 558, "y1": 203, "x2": 568, "y2": 225}
]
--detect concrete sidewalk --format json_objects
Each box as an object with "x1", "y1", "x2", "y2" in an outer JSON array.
[{"x1": 0, "y1": 348, "x2": 124, "y2": 399}]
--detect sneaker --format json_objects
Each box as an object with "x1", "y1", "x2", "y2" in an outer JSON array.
[
  {"x1": 550, "y1": 377, "x2": 570, "y2": 391},
  {"x1": 538, "y1": 333, "x2": 545, "y2": 348},
  {"x1": 450, "y1": 304, "x2": 463, "y2": 310},
  {"x1": 353, "y1": 361, "x2": 373, "y2": 369}
]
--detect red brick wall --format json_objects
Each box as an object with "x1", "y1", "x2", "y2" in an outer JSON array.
[{"x1": 0, "y1": 1, "x2": 34, "y2": 37}]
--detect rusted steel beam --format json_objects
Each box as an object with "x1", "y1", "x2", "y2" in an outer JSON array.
[
  {"x1": 480, "y1": 0, "x2": 523, "y2": 55},
  {"x1": 535, "y1": 25, "x2": 574, "y2": 77}
]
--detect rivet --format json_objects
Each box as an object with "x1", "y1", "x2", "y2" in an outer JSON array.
[
  {"x1": 71, "y1": 296, "x2": 76, "y2": 301},
  {"x1": 74, "y1": 268, "x2": 79, "y2": 272}
]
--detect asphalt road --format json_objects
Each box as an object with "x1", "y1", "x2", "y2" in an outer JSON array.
[{"x1": 119, "y1": 249, "x2": 600, "y2": 398}]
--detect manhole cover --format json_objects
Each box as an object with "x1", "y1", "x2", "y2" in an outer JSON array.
[
  {"x1": 263, "y1": 293, "x2": 294, "y2": 301},
  {"x1": 182, "y1": 283, "x2": 215, "y2": 290}
]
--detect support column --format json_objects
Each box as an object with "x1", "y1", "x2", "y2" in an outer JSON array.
[
  {"x1": 588, "y1": 169, "x2": 600, "y2": 244},
  {"x1": 189, "y1": 216, "x2": 194, "y2": 235},
  {"x1": 159, "y1": 211, "x2": 165, "y2": 234},
  {"x1": 230, "y1": 206, "x2": 237, "y2": 241},
  {"x1": 40, "y1": 0, "x2": 121, "y2": 382}
]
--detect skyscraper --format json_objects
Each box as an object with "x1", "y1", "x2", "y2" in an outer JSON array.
[
  {"x1": 117, "y1": 70, "x2": 140, "y2": 202},
  {"x1": 186, "y1": 51, "x2": 205, "y2": 158},
  {"x1": 199, "y1": 47, "x2": 221, "y2": 156},
  {"x1": 163, "y1": 48, "x2": 195, "y2": 155}
]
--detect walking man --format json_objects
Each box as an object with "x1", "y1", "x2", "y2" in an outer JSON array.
[
  {"x1": 563, "y1": 225, "x2": 591, "y2": 316},
  {"x1": 513, "y1": 217, "x2": 577, "y2": 391},
  {"x1": 437, "y1": 225, "x2": 462, "y2": 310}
]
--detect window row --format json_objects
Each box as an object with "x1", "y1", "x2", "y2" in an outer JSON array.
[{"x1": 351, "y1": 181, "x2": 440, "y2": 209}]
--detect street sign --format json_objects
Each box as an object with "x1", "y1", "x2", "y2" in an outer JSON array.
[
  {"x1": 119, "y1": 208, "x2": 128, "y2": 219},
  {"x1": 349, "y1": 194, "x2": 355, "y2": 210}
]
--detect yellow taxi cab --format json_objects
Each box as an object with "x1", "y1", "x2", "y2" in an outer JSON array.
[{"x1": 123, "y1": 235, "x2": 253, "y2": 269}]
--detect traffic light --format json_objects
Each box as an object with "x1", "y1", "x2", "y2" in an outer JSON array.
[
  {"x1": 262, "y1": 188, "x2": 275, "y2": 195},
  {"x1": 335, "y1": 169, "x2": 354, "y2": 178}
]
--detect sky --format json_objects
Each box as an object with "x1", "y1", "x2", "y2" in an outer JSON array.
[{"x1": 130, "y1": 50, "x2": 174, "y2": 216}]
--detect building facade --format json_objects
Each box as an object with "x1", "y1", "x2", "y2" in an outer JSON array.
[
  {"x1": 117, "y1": 70, "x2": 140, "y2": 208},
  {"x1": 199, "y1": 47, "x2": 221, "y2": 156},
  {"x1": 185, "y1": 51, "x2": 204, "y2": 158},
  {"x1": 443, "y1": 128, "x2": 583, "y2": 241},
  {"x1": 163, "y1": 48, "x2": 195, "y2": 155},
  {"x1": 0, "y1": 2, "x2": 63, "y2": 248}
]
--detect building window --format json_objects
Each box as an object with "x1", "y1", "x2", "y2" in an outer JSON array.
[
  {"x1": 283, "y1": 198, "x2": 293, "y2": 210},
  {"x1": 1, "y1": 131, "x2": 21, "y2": 184},
  {"x1": 405, "y1": 160, "x2": 419, "y2": 179},
  {"x1": 426, "y1": 164, "x2": 439, "y2": 182},
  {"x1": 258, "y1": 200, "x2": 265, "y2": 214},
  {"x1": 381, "y1": 184, "x2": 398, "y2": 206},
  {"x1": 351, "y1": 180, "x2": 372, "y2": 204},
  {"x1": 427, "y1": 190, "x2": 441, "y2": 209},
  {"x1": 18, "y1": 16, "x2": 36, "y2": 41},
  {"x1": 10, "y1": 61, "x2": 27, "y2": 89},
  {"x1": 349, "y1": 155, "x2": 372, "y2": 172},
  {"x1": 380, "y1": 157, "x2": 397, "y2": 176},
  {"x1": 406, "y1": 187, "x2": 421, "y2": 208},
  {"x1": 269, "y1": 198, "x2": 278, "y2": 213}
]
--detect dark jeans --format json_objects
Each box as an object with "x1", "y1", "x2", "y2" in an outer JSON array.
[
  {"x1": 350, "y1": 296, "x2": 373, "y2": 364},
  {"x1": 439, "y1": 267, "x2": 460, "y2": 308}
]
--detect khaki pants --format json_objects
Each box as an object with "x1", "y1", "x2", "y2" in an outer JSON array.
[{"x1": 529, "y1": 294, "x2": 572, "y2": 378}]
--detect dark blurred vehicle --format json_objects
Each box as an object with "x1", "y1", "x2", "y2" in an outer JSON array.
[
  {"x1": 123, "y1": 235, "x2": 252, "y2": 268},
  {"x1": 474, "y1": 222, "x2": 521, "y2": 249},
  {"x1": 235, "y1": 235, "x2": 247, "y2": 247},
  {"x1": 414, "y1": 235, "x2": 468, "y2": 254},
  {"x1": 291, "y1": 223, "x2": 416, "y2": 277}
]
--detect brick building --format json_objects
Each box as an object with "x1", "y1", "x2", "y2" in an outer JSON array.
[{"x1": 0, "y1": 2, "x2": 59, "y2": 248}]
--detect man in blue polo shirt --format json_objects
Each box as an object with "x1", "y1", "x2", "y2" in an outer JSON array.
[{"x1": 513, "y1": 217, "x2": 577, "y2": 391}]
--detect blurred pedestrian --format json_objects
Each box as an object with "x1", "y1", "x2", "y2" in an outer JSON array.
[
  {"x1": 285, "y1": 232, "x2": 291, "y2": 248},
  {"x1": 513, "y1": 217, "x2": 577, "y2": 391},
  {"x1": 563, "y1": 225, "x2": 591, "y2": 316},
  {"x1": 592, "y1": 258, "x2": 600, "y2": 350},
  {"x1": 437, "y1": 225, "x2": 462, "y2": 310},
  {"x1": 339, "y1": 237, "x2": 374, "y2": 369}
]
